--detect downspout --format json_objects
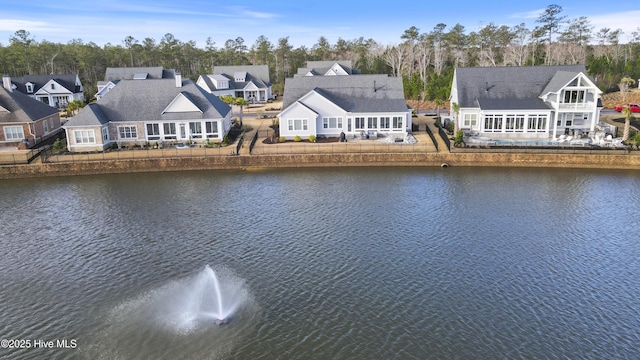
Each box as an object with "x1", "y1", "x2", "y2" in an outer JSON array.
[{"x1": 28, "y1": 122, "x2": 37, "y2": 147}]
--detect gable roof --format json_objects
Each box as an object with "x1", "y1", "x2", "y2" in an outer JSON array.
[
  {"x1": 103, "y1": 67, "x2": 176, "y2": 81},
  {"x1": 213, "y1": 65, "x2": 270, "y2": 84},
  {"x1": 162, "y1": 92, "x2": 203, "y2": 114},
  {"x1": 454, "y1": 65, "x2": 589, "y2": 108},
  {"x1": 63, "y1": 103, "x2": 109, "y2": 127},
  {"x1": 282, "y1": 74, "x2": 407, "y2": 113},
  {"x1": 0, "y1": 86, "x2": 60, "y2": 123},
  {"x1": 64, "y1": 78, "x2": 230, "y2": 127},
  {"x1": 296, "y1": 60, "x2": 360, "y2": 76},
  {"x1": 9, "y1": 74, "x2": 82, "y2": 94}
]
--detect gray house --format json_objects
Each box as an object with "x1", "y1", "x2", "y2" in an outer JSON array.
[
  {"x1": 96, "y1": 67, "x2": 176, "y2": 100},
  {"x1": 450, "y1": 65, "x2": 602, "y2": 140},
  {"x1": 63, "y1": 75, "x2": 232, "y2": 152},
  {"x1": 278, "y1": 74, "x2": 411, "y2": 140},
  {"x1": 196, "y1": 65, "x2": 273, "y2": 102}
]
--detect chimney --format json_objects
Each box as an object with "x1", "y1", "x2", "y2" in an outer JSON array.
[
  {"x1": 175, "y1": 72, "x2": 182, "y2": 88},
  {"x1": 2, "y1": 74, "x2": 12, "y2": 92}
]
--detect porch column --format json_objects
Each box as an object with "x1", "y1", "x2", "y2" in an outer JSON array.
[{"x1": 552, "y1": 112, "x2": 558, "y2": 139}]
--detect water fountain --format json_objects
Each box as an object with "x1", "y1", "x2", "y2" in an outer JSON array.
[
  {"x1": 186, "y1": 265, "x2": 237, "y2": 325},
  {"x1": 82, "y1": 265, "x2": 260, "y2": 359}
]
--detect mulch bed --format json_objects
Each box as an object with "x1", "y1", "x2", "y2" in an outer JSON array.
[{"x1": 262, "y1": 137, "x2": 340, "y2": 144}]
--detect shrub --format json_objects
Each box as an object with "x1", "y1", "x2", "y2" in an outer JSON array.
[
  {"x1": 445, "y1": 121, "x2": 455, "y2": 134},
  {"x1": 454, "y1": 129, "x2": 465, "y2": 145},
  {"x1": 222, "y1": 135, "x2": 229, "y2": 146},
  {"x1": 309, "y1": 135, "x2": 316, "y2": 142},
  {"x1": 52, "y1": 138, "x2": 65, "y2": 152},
  {"x1": 279, "y1": 136, "x2": 286, "y2": 143},
  {"x1": 293, "y1": 135, "x2": 301, "y2": 142},
  {"x1": 434, "y1": 117, "x2": 442, "y2": 127}
]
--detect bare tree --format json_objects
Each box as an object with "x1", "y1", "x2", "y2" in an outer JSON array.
[{"x1": 384, "y1": 45, "x2": 406, "y2": 77}]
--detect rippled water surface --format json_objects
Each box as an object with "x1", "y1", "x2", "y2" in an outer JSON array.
[{"x1": 1, "y1": 167, "x2": 639, "y2": 359}]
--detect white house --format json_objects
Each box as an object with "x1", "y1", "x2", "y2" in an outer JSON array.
[
  {"x1": 196, "y1": 65, "x2": 273, "y2": 102},
  {"x1": 63, "y1": 75, "x2": 232, "y2": 152},
  {"x1": 450, "y1": 65, "x2": 602, "y2": 139},
  {"x1": 295, "y1": 60, "x2": 360, "y2": 77},
  {"x1": 2, "y1": 74, "x2": 84, "y2": 108},
  {"x1": 278, "y1": 74, "x2": 411, "y2": 140}
]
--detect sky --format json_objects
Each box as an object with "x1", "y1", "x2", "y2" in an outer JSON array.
[{"x1": 1, "y1": 0, "x2": 639, "y2": 48}]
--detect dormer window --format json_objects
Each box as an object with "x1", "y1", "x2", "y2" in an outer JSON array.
[{"x1": 25, "y1": 83, "x2": 34, "y2": 93}]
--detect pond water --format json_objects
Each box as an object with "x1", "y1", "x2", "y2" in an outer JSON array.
[{"x1": 1, "y1": 167, "x2": 639, "y2": 359}]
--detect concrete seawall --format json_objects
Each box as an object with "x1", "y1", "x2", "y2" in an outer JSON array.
[{"x1": 1, "y1": 152, "x2": 639, "y2": 179}]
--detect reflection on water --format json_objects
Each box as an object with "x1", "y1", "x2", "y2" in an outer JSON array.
[{"x1": 1, "y1": 167, "x2": 639, "y2": 359}]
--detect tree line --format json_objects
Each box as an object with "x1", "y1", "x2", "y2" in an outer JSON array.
[{"x1": 1, "y1": 5, "x2": 639, "y2": 104}]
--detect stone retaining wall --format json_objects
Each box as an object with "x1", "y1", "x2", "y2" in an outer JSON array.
[{"x1": 1, "y1": 152, "x2": 639, "y2": 179}]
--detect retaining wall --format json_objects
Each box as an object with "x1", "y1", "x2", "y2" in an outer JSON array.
[{"x1": 1, "y1": 152, "x2": 639, "y2": 179}]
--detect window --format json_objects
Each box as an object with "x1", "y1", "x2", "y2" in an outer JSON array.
[
  {"x1": 102, "y1": 127, "x2": 109, "y2": 141},
  {"x1": 74, "y1": 130, "x2": 95, "y2": 144},
  {"x1": 4, "y1": 126, "x2": 24, "y2": 140},
  {"x1": 146, "y1": 123, "x2": 160, "y2": 140},
  {"x1": 163, "y1": 123, "x2": 176, "y2": 140},
  {"x1": 484, "y1": 115, "x2": 503, "y2": 132},
  {"x1": 51, "y1": 83, "x2": 55, "y2": 90},
  {"x1": 322, "y1": 117, "x2": 342, "y2": 129},
  {"x1": 43, "y1": 119, "x2": 49, "y2": 134},
  {"x1": 205, "y1": 121, "x2": 219, "y2": 138},
  {"x1": 287, "y1": 119, "x2": 308, "y2": 131},
  {"x1": 118, "y1": 126, "x2": 137, "y2": 139},
  {"x1": 367, "y1": 117, "x2": 377, "y2": 129},
  {"x1": 527, "y1": 115, "x2": 547, "y2": 132},
  {"x1": 515, "y1": 115, "x2": 524, "y2": 131},
  {"x1": 463, "y1": 113, "x2": 477, "y2": 127},
  {"x1": 355, "y1": 117, "x2": 365, "y2": 129},
  {"x1": 26, "y1": 83, "x2": 34, "y2": 93},
  {"x1": 505, "y1": 115, "x2": 515, "y2": 132},
  {"x1": 563, "y1": 90, "x2": 585, "y2": 103},
  {"x1": 189, "y1": 122, "x2": 202, "y2": 138},
  {"x1": 393, "y1": 116, "x2": 403, "y2": 129},
  {"x1": 380, "y1": 117, "x2": 390, "y2": 129}
]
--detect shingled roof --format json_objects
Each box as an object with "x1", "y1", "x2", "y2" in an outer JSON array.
[
  {"x1": 213, "y1": 65, "x2": 271, "y2": 85},
  {"x1": 282, "y1": 74, "x2": 407, "y2": 113},
  {"x1": 65, "y1": 78, "x2": 230, "y2": 127},
  {"x1": 0, "y1": 86, "x2": 60, "y2": 123},
  {"x1": 103, "y1": 67, "x2": 176, "y2": 81},
  {"x1": 454, "y1": 65, "x2": 587, "y2": 109},
  {"x1": 9, "y1": 74, "x2": 81, "y2": 94},
  {"x1": 296, "y1": 60, "x2": 360, "y2": 76}
]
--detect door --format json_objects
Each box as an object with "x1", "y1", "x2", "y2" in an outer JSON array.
[{"x1": 179, "y1": 123, "x2": 187, "y2": 140}]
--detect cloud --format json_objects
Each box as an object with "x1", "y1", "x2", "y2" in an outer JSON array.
[
  {"x1": 0, "y1": 19, "x2": 52, "y2": 32},
  {"x1": 226, "y1": 6, "x2": 280, "y2": 19},
  {"x1": 588, "y1": 10, "x2": 640, "y2": 35},
  {"x1": 509, "y1": 9, "x2": 545, "y2": 20}
]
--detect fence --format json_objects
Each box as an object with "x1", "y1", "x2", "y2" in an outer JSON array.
[
  {"x1": 450, "y1": 144, "x2": 635, "y2": 155},
  {"x1": 42, "y1": 145, "x2": 238, "y2": 163},
  {"x1": 438, "y1": 126, "x2": 452, "y2": 151},
  {"x1": 424, "y1": 124, "x2": 439, "y2": 152},
  {"x1": 248, "y1": 130, "x2": 436, "y2": 155},
  {"x1": 0, "y1": 146, "x2": 49, "y2": 165}
]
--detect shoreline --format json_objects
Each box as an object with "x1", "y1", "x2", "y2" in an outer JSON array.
[{"x1": 1, "y1": 151, "x2": 639, "y2": 179}]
